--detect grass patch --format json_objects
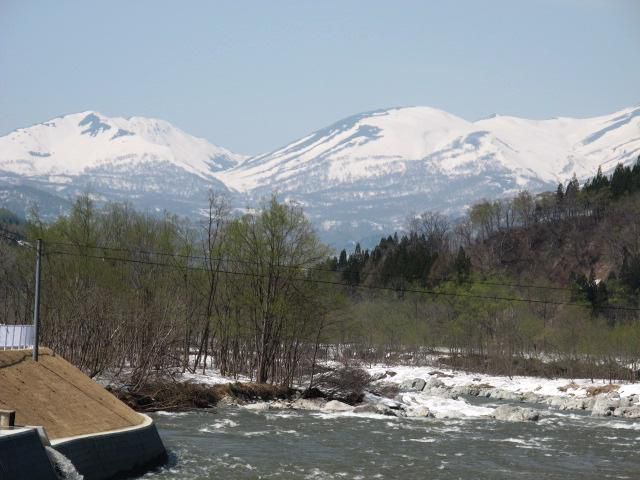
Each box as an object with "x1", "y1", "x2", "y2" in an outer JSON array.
[
  {"x1": 586, "y1": 384, "x2": 620, "y2": 396},
  {"x1": 558, "y1": 382, "x2": 580, "y2": 392}
]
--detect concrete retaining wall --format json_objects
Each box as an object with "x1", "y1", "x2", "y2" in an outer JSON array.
[
  {"x1": 0, "y1": 428, "x2": 58, "y2": 480},
  {"x1": 52, "y1": 414, "x2": 167, "y2": 480}
]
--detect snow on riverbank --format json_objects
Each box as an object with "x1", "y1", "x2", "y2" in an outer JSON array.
[
  {"x1": 396, "y1": 392, "x2": 493, "y2": 419},
  {"x1": 151, "y1": 361, "x2": 640, "y2": 422},
  {"x1": 180, "y1": 369, "x2": 250, "y2": 386},
  {"x1": 364, "y1": 364, "x2": 640, "y2": 399}
]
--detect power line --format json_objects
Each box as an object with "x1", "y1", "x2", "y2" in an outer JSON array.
[
  {"x1": 44, "y1": 248, "x2": 640, "y2": 313},
  {"x1": 0, "y1": 227, "x2": 32, "y2": 248},
  {"x1": 44, "y1": 239, "x2": 573, "y2": 292}
]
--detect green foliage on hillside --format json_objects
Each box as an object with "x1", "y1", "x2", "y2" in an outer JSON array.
[{"x1": 1, "y1": 158, "x2": 640, "y2": 385}]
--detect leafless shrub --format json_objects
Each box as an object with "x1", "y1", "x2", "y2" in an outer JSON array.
[{"x1": 313, "y1": 366, "x2": 371, "y2": 404}]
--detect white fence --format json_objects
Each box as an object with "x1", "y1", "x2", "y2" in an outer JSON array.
[{"x1": 0, "y1": 325, "x2": 35, "y2": 350}]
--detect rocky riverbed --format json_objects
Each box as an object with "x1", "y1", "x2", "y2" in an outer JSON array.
[
  {"x1": 201, "y1": 365, "x2": 640, "y2": 424},
  {"x1": 141, "y1": 401, "x2": 640, "y2": 479},
  {"x1": 365, "y1": 365, "x2": 640, "y2": 420}
]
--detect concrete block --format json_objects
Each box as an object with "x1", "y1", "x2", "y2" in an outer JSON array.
[
  {"x1": 52, "y1": 416, "x2": 167, "y2": 480},
  {"x1": 0, "y1": 428, "x2": 58, "y2": 480},
  {"x1": 0, "y1": 409, "x2": 15, "y2": 428}
]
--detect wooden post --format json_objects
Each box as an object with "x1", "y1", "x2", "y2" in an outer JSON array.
[{"x1": 33, "y1": 239, "x2": 42, "y2": 361}]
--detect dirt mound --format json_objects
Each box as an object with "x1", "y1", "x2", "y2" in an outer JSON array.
[{"x1": 0, "y1": 348, "x2": 142, "y2": 439}]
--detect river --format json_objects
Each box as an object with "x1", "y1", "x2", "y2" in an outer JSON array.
[{"x1": 140, "y1": 399, "x2": 640, "y2": 479}]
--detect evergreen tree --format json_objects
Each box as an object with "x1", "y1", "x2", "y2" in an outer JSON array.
[
  {"x1": 586, "y1": 165, "x2": 610, "y2": 192},
  {"x1": 338, "y1": 249, "x2": 348, "y2": 269},
  {"x1": 453, "y1": 246, "x2": 472, "y2": 282},
  {"x1": 620, "y1": 250, "x2": 640, "y2": 292},
  {"x1": 610, "y1": 163, "x2": 632, "y2": 198},
  {"x1": 632, "y1": 156, "x2": 640, "y2": 192},
  {"x1": 555, "y1": 183, "x2": 565, "y2": 203},
  {"x1": 565, "y1": 173, "x2": 580, "y2": 198}
]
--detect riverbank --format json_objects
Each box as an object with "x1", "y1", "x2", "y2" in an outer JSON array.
[
  {"x1": 111, "y1": 381, "x2": 298, "y2": 412},
  {"x1": 109, "y1": 360, "x2": 640, "y2": 423}
]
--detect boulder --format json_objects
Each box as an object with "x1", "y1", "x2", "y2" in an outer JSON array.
[
  {"x1": 591, "y1": 395, "x2": 621, "y2": 417},
  {"x1": 406, "y1": 406, "x2": 433, "y2": 418},
  {"x1": 352, "y1": 403, "x2": 401, "y2": 416},
  {"x1": 453, "y1": 385, "x2": 485, "y2": 397},
  {"x1": 352, "y1": 404, "x2": 380, "y2": 414},
  {"x1": 244, "y1": 402, "x2": 270, "y2": 412},
  {"x1": 382, "y1": 406, "x2": 406, "y2": 417},
  {"x1": 378, "y1": 397, "x2": 405, "y2": 410},
  {"x1": 399, "y1": 378, "x2": 427, "y2": 392},
  {"x1": 547, "y1": 396, "x2": 589, "y2": 411},
  {"x1": 450, "y1": 385, "x2": 473, "y2": 397},
  {"x1": 521, "y1": 392, "x2": 543, "y2": 404},
  {"x1": 425, "y1": 377, "x2": 445, "y2": 389},
  {"x1": 270, "y1": 400, "x2": 291, "y2": 409},
  {"x1": 583, "y1": 397, "x2": 597, "y2": 410},
  {"x1": 488, "y1": 389, "x2": 522, "y2": 402},
  {"x1": 613, "y1": 406, "x2": 640, "y2": 418},
  {"x1": 494, "y1": 405, "x2": 540, "y2": 422},
  {"x1": 421, "y1": 377, "x2": 454, "y2": 398},
  {"x1": 323, "y1": 400, "x2": 354, "y2": 412},
  {"x1": 291, "y1": 398, "x2": 326, "y2": 410},
  {"x1": 370, "y1": 372, "x2": 388, "y2": 382}
]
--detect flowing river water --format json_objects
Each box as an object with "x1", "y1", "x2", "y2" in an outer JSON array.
[{"x1": 140, "y1": 398, "x2": 640, "y2": 480}]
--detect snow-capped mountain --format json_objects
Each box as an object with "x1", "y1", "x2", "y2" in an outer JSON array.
[
  {"x1": 0, "y1": 111, "x2": 245, "y2": 218},
  {"x1": 0, "y1": 111, "x2": 244, "y2": 177},
  {"x1": 216, "y1": 105, "x2": 640, "y2": 244},
  {"x1": 1, "y1": 106, "x2": 638, "y2": 247}
]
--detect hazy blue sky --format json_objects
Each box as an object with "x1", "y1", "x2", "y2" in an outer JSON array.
[{"x1": 1, "y1": 0, "x2": 639, "y2": 154}]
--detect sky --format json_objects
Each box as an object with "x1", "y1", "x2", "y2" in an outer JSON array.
[{"x1": 1, "y1": 0, "x2": 639, "y2": 155}]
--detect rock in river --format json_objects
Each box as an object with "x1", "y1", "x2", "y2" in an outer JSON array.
[
  {"x1": 591, "y1": 395, "x2": 621, "y2": 417},
  {"x1": 399, "y1": 378, "x2": 427, "y2": 392},
  {"x1": 323, "y1": 400, "x2": 354, "y2": 412},
  {"x1": 494, "y1": 405, "x2": 540, "y2": 422},
  {"x1": 612, "y1": 405, "x2": 640, "y2": 418}
]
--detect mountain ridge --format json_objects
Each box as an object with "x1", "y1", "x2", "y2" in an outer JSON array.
[{"x1": 0, "y1": 105, "x2": 638, "y2": 246}]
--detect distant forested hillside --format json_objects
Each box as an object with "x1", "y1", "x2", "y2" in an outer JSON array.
[
  {"x1": 1, "y1": 159, "x2": 639, "y2": 387},
  {"x1": 334, "y1": 159, "x2": 640, "y2": 307}
]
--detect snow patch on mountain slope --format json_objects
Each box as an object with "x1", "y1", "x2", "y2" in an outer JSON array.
[
  {"x1": 218, "y1": 105, "x2": 640, "y2": 194},
  {"x1": 216, "y1": 107, "x2": 479, "y2": 190},
  {"x1": 477, "y1": 105, "x2": 640, "y2": 181},
  {"x1": 0, "y1": 111, "x2": 246, "y2": 179},
  {"x1": 1, "y1": 105, "x2": 639, "y2": 246}
]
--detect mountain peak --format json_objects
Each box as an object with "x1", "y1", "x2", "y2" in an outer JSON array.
[
  {"x1": 1, "y1": 105, "x2": 639, "y2": 246},
  {"x1": 0, "y1": 111, "x2": 246, "y2": 178}
]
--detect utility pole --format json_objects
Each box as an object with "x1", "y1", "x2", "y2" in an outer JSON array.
[{"x1": 33, "y1": 239, "x2": 42, "y2": 361}]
